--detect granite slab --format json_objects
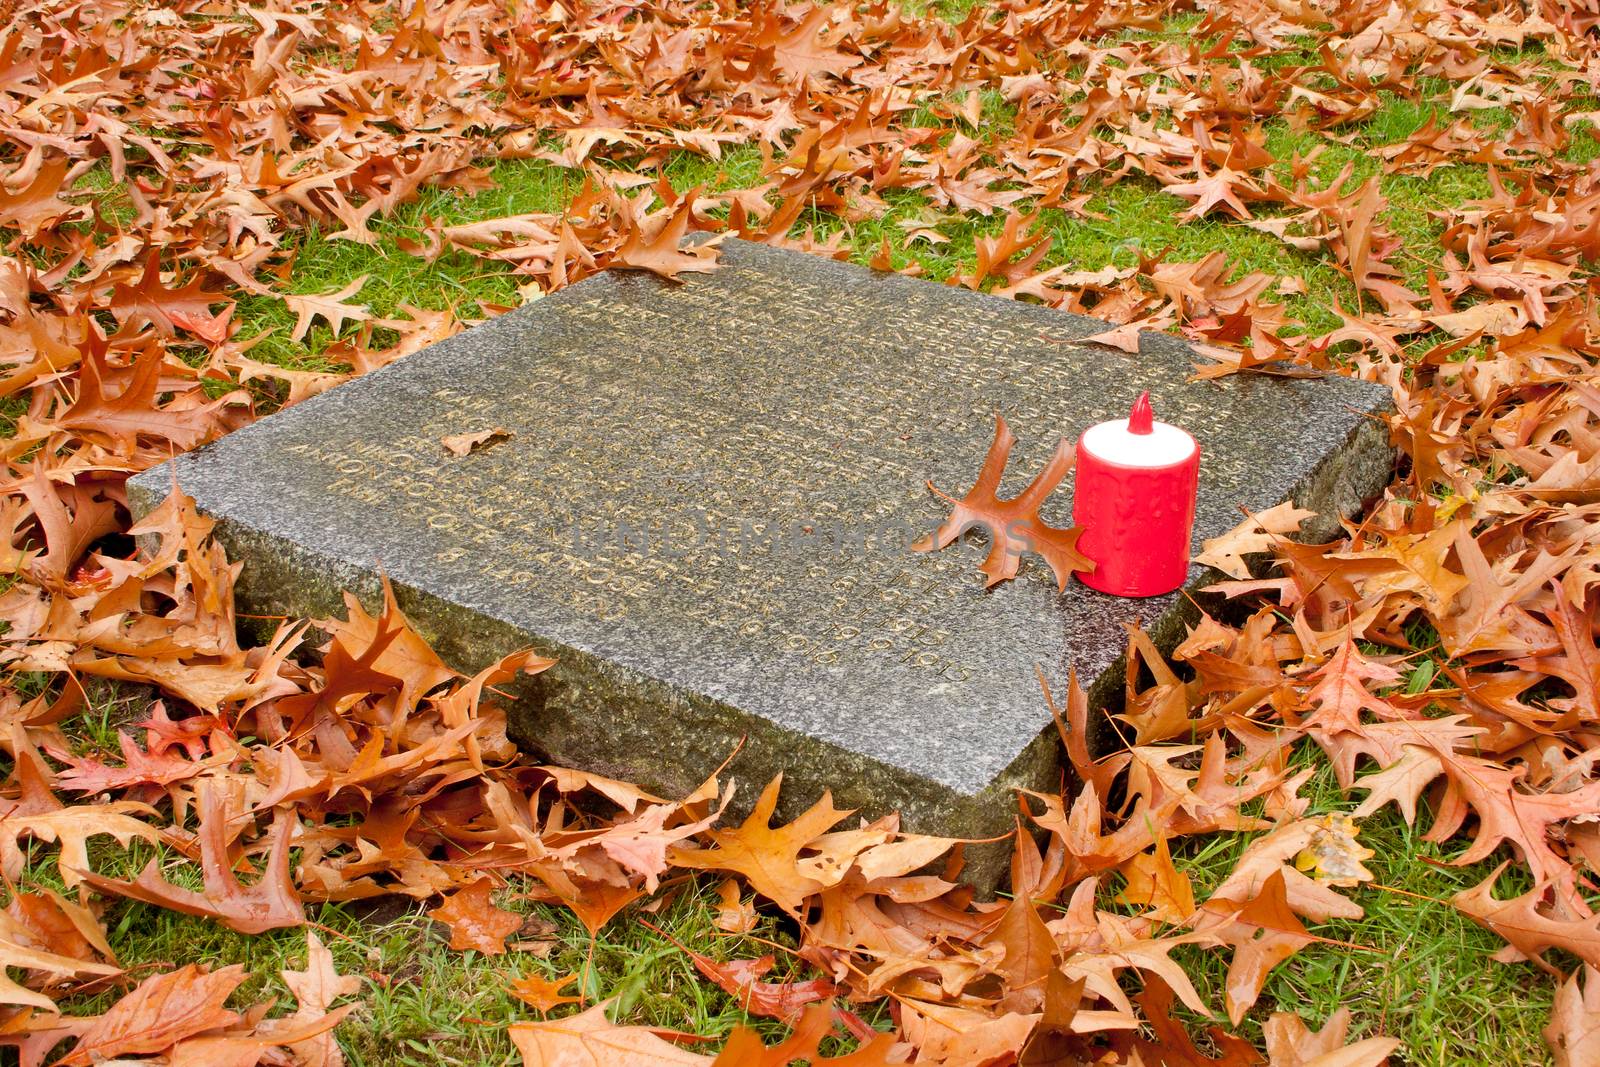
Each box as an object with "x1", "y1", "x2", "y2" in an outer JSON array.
[{"x1": 129, "y1": 238, "x2": 1395, "y2": 890}]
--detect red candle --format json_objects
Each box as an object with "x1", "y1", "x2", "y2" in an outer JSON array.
[{"x1": 1072, "y1": 391, "x2": 1200, "y2": 598}]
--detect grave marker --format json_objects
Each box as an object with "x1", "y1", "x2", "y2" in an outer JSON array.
[{"x1": 130, "y1": 239, "x2": 1394, "y2": 889}]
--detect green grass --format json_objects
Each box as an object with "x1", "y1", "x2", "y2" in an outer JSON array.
[{"x1": 1162, "y1": 744, "x2": 1554, "y2": 1066}]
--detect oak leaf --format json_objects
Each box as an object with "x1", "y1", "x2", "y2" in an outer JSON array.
[
  {"x1": 668, "y1": 774, "x2": 851, "y2": 917},
  {"x1": 1194, "y1": 502, "x2": 1316, "y2": 579},
  {"x1": 55, "y1": 963, "x2": 247, "y2": 1066},
  {"x1": 1545, "y1": 965, "x2": 1600, "y2": 1067},
  {"x1": 1263, "y1": 1007, "x2": 1398, "y2": 1067},
  {"x1": 509, "y1": 1000, "x2": 709, "y2": 1066},
  {"x1": 441, "y1": 426, "x2": 514, "y2": 456},
  {"x1": 509, "y1": 971, "x2": 582, "y2": 1014},
  {"x1": 284, "y1": 276, "x2": 371, "y2": 341},
  {"x1": 610, "y1": 197, "x2": 723, "y2": 281},
  {"x1": 280, "y1": 931, "x2": 361, "y2": 1067},
  {"x1": 916, "y1": 415, "x2": 1091, "y2": 590},
  {"x1": 77, "y1": 782, "x2": 303, "y2": 934}
]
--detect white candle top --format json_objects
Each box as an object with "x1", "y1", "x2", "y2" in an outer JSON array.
[{"x1": 1079, "y1": 417, "x2": 1197, "y2": 468}]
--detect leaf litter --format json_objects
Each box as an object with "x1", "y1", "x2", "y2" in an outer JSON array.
[{"x1": 0, "y1": 0, "x2": 1594, "y2": 1062}]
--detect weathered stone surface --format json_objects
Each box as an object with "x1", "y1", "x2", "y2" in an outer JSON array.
[{"x1": 130, "y1": 239, "x2": 1393, "y2": 889}]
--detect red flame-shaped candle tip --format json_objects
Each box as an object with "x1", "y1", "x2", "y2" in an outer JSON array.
[{"x1": 1128, "y1": 390, "x2": 1154, "y2": 435}]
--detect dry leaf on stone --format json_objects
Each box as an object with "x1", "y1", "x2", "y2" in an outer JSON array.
[{"x1": 441, "y1": 427, "x2": 514, "y2": 456}]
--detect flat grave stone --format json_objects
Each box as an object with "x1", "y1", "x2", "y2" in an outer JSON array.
[{"x1": 130, "y1": 238, "x2": 1393, "y2": 889}]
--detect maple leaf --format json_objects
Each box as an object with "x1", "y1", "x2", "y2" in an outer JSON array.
[
  {"x1": 668, "y1": 774, "x2": 851, "y2": 917},
  {"x1": 916, "y1": 415, "x2": 1090, "y2": 589},
  {"x1": 429, "y1": 876, "x2": 522, "y2": 955},
  {"x1": 284, "y1": 276, "x2": 372, "y2": 341}
]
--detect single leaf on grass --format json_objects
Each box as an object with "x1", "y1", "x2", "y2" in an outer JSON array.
[
  {"x1": 430, "y1": 876, "x2": 522, "y2": 954},
  {"x1": 509, "y1": 1000, "x2": 710, "y2": 1066},
  {"x1": 283, "y1": 276, "x2": 371, "y2": 340},
  {"x1": 1264, "y1": 1007, "x2": 1398, "y2": 1067},
  {"x1": 1452, "y1": 863, "x2": 1600, "y2": 972},
  {"x1": 76, "y1": 783, "x2": 303, "y2": 934},
  {"x1": 2, "y1": 800, "x2": 159, "y2": 888},
  {"x1": 280, "y1": 930, "x2": 361, "y2": 1067},
  {"x1": 669, "y1": 774, "x2": 851, "y2": 917},
  {"x1": 648, "y1": 919, "x2": 837, "y2": 1023},
  {"x1": 915, "y1": 415, "x2": 1090, "y2": 589},
  {"x1": 509, "y1": 971, "x2": 583, "y2": 1014}
]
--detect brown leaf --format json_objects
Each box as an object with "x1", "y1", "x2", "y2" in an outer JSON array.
[
  {"x1": 430, "y1": 876, "x2": 522, "y2": 955},
  {"x1": 56, "y1": 963, "x2": 247, "y2": 1066},
  {"x1": 509, "y1": 1000, "x2": 710, "y2": 1065},
  {"x1": 669, "y1": 774, "x2": 851, "y2": 917},
  {"x1": 1194, "y1": 502, "x2": 1317, "y2": 580},
  {"x1": 916, "y1": 415, "x2": 1090, "y2": 589},
  {"x1": 509, "y1": 971, "x2": 583, "y2": 1014},
  {"x1": 280, "y1": 930, "x2": 361, "y2": 1067},
  {"x1": 77, "y1": 781, "x2": 303, "y2": 935},
  {"x1": 1545, "y1": 965, "x2": 1600, "y2": 1067},
  {"x1": 441, "y1": 426, "x2": 514, "y2": 456}
]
